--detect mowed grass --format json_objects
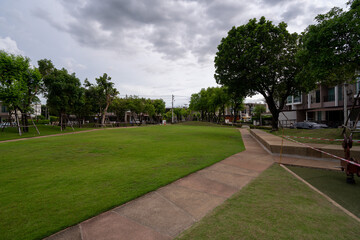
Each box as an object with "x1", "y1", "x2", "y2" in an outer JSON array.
[
  {"x1": 0, "y1": 125, "x2": 94, "y2": 141},
  {"x1": 288, "y1": 165, "x2": 360, "y2": 218},
  {"x1": 0, "y1": 124, "x2": 244, "y2": 240},
  {"x1": 268, "y1": 128, "x2": 360, "y2": 145},
  {"x1": 178, "y1": 164, "x2": 360, "y2": 240}
]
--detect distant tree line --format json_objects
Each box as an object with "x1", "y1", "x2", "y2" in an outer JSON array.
[
  {"x1": 0, "y1": 54, "x2": 167, "y2": 132},
  {"x1": 189, "y1": 86, "x2": 243, "y2": 123}
]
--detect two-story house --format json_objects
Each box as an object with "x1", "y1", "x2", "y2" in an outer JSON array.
[
  {"x1": 0, "y1": 102, "x2": 42, "y2": 123},
  {"x1": 280, "y1": 80, "x2": 360, "y2": 128}
]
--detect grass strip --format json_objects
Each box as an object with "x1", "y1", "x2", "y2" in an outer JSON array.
[
  {"x1": 267, "y1": 128, "x2": 360, "y2": 145},
  {"x1": 178, "y1": 164, "x2": 360, "y2": 240},
  {"x1": 287, "y1": 165, "x2": 360, "y2": 218},
  {"x1": 0, "y1": 124, "x2": 243, "y2": 240},
  {"x1": 0, "y1": 125, "x2": 95, "y2": 141}
]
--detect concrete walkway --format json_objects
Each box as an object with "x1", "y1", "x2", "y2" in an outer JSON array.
[
  {"x1": 45, "y1": 129, "x2": 274, "y2": 240},
  {"x1": 250, "y1": 129, "x2": 342, "y2": 170}
]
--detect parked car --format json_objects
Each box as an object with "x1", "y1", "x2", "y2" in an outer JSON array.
[
  {"x1": 0, "y1": 122, "x2": 11, "y2": 128},
  {"x1": 292, "y1": 122, "x2": 328, "y2": 129}
]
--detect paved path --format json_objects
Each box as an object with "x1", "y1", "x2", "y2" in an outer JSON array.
[{"x1": 45, "y1": 129, "x2": 274, "y2": 240}]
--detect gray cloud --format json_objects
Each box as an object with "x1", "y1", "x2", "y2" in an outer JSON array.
[
  {"x1": 261, "y1": 0, "x2": 288, "y2": 6},
  {"x1": 281, "y1": 3, "x2": 305, "y2": 22},
  {"x1": 33, "y1": 0, "x2": 251, "y2": 61},
  {"x1": 33, "y1": 0, "x2": 339, "y2": 62}
]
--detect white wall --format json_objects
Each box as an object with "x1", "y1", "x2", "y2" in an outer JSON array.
[{"x1": 279, "y1": 111, "x2": 297, "y2": 121}]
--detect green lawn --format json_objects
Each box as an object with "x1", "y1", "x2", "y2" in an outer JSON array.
[
  {"x1": 0, "y1": 124, "x2": 95, "y2": 141},
  {"x1": 268, "y1": 128, "x2": 359, "y2": 145},
  {"x1": 0, "y1": 124, "x2": 244, "y2": 240},
  {"x1": 178, "y1": 164, "x2": 360, "y2": 240},
  {"x1": 287, "y1": 165, "x2": 360, "y2": 218}
]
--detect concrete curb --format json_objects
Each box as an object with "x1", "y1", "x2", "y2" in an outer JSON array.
[{"x1": 249, "y1": 129, "x2": 349, "y2": 160}]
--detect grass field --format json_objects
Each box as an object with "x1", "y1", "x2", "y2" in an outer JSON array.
[
  {"x1": 0, "y1": 124, "x2": 244, "y2": 240},
  {"x1": 268, "y1": 128, "x2": 360, "y2": 145},
  {"x1": 0, "y1": 124, "x2": 95, "y2": 141},
  {"x1": 178, "y1": 164, "x2": 360, "y2": 240},
  {"x1": 287, "y1": 165, "x2": 360, "y2": 218}
]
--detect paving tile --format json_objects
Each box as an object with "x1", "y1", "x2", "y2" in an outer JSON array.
[
  {"x1": 157, "y1": 185, "x2": 225, "y2": 220},
  {"x1": 221, "y1": 157, "x2": 273, "y2": 172},
  {"x1": 113, "y1": 192, "x2": 195, "y2": 237},
  {"x1": 81, "y1": 211, "x2": 170, "y2": 240},
  {"x1": 198, "y1": 169, "x2": 255, "y2": 189},
  {"x1": 204, "y1": 163, "x2": 260, "y2": 177},
  {"x1": 174, "y1": 173, "x2": 238, "y2": 198},
  {"x1": 44, "y1": 225, "x2": 82, "y2": 240}
]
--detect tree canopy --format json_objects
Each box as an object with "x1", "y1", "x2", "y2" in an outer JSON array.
[
  {"x1": 297, "y1": 0, "x2": 360, "y2": 88},
  {"x1": 39, "y1": 59, "x2": 83, "y2": 130},
  {"x1": 214, "y1": 17, "x2": 301, "y2": 130},
  {"x1": 189, "y1": 86, "x2": 238, "y2": 123},
  {"x1": 0, "y1": 51, "x2": 42, "y2": 132},
  {"x1": 84, "y1": 73, "x2": 118, "y2": 126}
]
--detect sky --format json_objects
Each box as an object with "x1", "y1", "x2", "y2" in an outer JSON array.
[{"x1": 0, "y1": 0, "x2": 348, "y2": 107}]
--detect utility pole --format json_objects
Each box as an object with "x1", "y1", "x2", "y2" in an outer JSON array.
[{"x1": 172, "y1": 94, "x2": 174, "y2": 124}]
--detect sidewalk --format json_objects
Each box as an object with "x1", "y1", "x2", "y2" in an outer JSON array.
[{"x1": 45, "y1": 129, "x2": 274, "y2": 240}]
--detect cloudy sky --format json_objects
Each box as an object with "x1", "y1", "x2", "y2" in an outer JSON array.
[{"x1": 0, "y1": 0, "x2": 347, "y2": 107}]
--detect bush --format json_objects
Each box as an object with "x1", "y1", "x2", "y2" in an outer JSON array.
[
  {"x1": 50, "y1": 116, "x2": 59, "y2": 122},
  {"x1": 249, "y1": 125, "x2": 271, "y2": 130},
  {"x1": 29, "y1": 119, "x2": 50, "y2": 125}
]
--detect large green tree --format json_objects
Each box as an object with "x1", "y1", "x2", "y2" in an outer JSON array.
[
  {"x1": 85, "y1": 73, "x2": 118, "y2": 126},
  {"x1": 39, "y1": 59, "x2": 83, "y2": 130},
  {"x1": 297, "y1": 0, "x2": 360, "y2": 88},
  {"x1": 0, "y1": 51, "x2": 42, "y2": 133},
  {"x1": 215, "y1": 17, "x2": 301, "y2": 130}
]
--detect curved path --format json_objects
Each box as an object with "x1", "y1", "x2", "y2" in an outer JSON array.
[{"x1": 45, "y1": 129, "x2": 274, "y2": 240}]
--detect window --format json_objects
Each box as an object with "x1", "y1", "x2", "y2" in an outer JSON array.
[
  {"x1": 1, "y1": 105, "x2": 7, "y2": 113},
  {"x1": 356, "y1": 77, "x2": 360, "y2": 95},
  {"x1": 315, "y1": 90, "x2": 320, "y2": 103},
  {"x1": 293, "y1": 92, "x2": 302, "y2": 103},
  {"x1": 338, "y1": 85, "x2": 343, "y2": 100},
  {"x1": 317, "y1": 111, "x2": 322, "y2": 121},
  {"x1": 327, "y1": 87, "x2": 335, "y2": 102},
  {"x1": 287, "y1": 95, "x2": 292, "y2": 104}
]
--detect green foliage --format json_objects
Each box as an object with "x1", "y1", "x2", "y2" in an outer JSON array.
[
  {"x1": 249, "y1": 124, "x2": 272, "y2": 130},
  {"x1": 39, "y1": 59, "x2": 83, "y2": 129},
  {"x1": 49, "y1": 116, "x2": 59, "y2": 122},
  {"x1": 214, "y1": 17, "x2": 301, "y2": 130},
  {"x1": 297, "y1": 0, "x2": 360, "y2": 86},
  {"x1": 85, "y1": 73, "x2": 119, "y2": 125},
  {"x1": 109, "y1": 96, "x2": 166, "y2": 123},
  {"x1": 0, "y1": 51, "x2": 42, "y2": 129},
  {"x1": 253, "y1": 104, "x2": 266, "y2": 118},
  {"x1": 189, "y1": 86, "x2": 234, "y2": 122}
]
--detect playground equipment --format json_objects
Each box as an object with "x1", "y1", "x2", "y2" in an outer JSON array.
[{"x1": 341, "y1": 135, "x2": 360, "y2": 183}]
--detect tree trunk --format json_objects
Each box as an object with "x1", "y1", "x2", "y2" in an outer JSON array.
[
  {"x1": 14, "y1": 110, "x2": 22, "y2": 136},
  {"x1": 266, "y1": 101, "x2": 279, "y2": 131},
  {"x1": 21, "y1": 113, "x2": 29, "y2": 133},
  {"x1": 60, "y1": 114, "x2": 63, "y2": 131},
  {"x1": 101, "y1": 100, "x2": 111, "y2": 126}
]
